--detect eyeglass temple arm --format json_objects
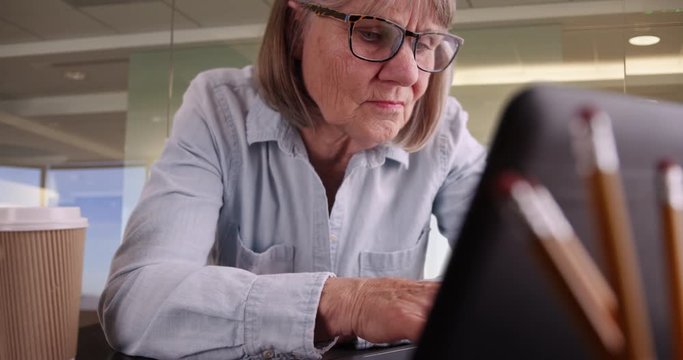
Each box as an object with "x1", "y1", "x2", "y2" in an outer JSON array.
[{"x1": 297, "y1": 1, "x2": 350, "y2": 22}]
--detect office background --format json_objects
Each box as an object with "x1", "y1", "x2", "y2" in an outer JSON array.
[{"x1": 0, "y1": 0, "x2": 681, "y2": 309}]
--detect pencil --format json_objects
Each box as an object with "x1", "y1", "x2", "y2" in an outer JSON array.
[
  {"x1": 500, "y1": 173, "x2": 624, "y2": 357},
  {"x1": 570, "y1": 108, "x2": 655, "y2": 360},
  {"x1": 658, "y1": 160, "x2": 683, "y2": 359},
  {"x1": 534, "y1": 185, "x2": 618, "y2": 320}
]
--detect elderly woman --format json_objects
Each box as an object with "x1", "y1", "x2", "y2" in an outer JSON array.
[{"x1": 99, "y1": 0, "x2": 485, "y2": 358}]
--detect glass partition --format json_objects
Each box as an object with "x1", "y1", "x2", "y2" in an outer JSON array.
[{"x1": 0, "y1": 0, "x2": 173, "y2": 309}]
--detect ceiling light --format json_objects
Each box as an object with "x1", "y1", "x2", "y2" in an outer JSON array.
[
  {"x1": 64, "y1": 71, "x2": 86, "y2": 81},
  {"x1": 628, "y1": 35, "x2": 660, "y2": 46}
]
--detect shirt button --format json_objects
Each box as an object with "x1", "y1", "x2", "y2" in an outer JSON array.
[
  {"x1": 330, "y1": 235, "x2": 337, "y2": 242},
  {"x1": 263, "y1": 349, "x2": 274, "y2": 359}
]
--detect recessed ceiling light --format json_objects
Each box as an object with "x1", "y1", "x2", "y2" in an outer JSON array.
[
  {"x1": 629, "y1": 35, "x2": 660, "y2": 46},
  {"x1": 64, "y1": 71, "x2": 86, "y2": 81}
]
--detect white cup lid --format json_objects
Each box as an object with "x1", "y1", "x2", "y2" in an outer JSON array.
[{"x1": 0, "y1": 207, "x2": 88, "y2": 231}]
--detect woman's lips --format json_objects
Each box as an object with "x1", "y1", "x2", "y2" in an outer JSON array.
[{"x1": 367, "y1": 100, "x2": 405, "y2": 110}]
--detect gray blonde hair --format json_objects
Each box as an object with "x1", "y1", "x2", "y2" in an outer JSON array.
[{"x1": 256, "y1": 0, "x2": 457, "y2": 151}]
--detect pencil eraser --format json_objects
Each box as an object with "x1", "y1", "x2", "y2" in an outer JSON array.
[
  {"x1": 496, "y1": 171, "x2": 525, "y2": 197},
  {"x1": 579, "y1": 106, "x2": 600, "y2": 123},
  {"x1": 658, "y1": 158, "x2": 677, "y2": 171}
]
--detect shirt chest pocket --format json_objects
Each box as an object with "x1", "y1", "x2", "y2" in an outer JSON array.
[
  {"x1": 358, "y1": 226, "x2": 430, "y2": 280},
  {"x1": 234, "y1": 230, "x2": 295, "y2": 275}
]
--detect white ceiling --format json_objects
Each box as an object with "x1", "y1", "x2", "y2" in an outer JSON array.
[
  {"x1": 2, "y1": 0, "x2": 670, "y2": 45},
  {"x1": 0, "y1": 0, "x2": 681, "y2": 165},
  {"x1": 0, "y1": 0, "x2": 273, "y2": 43}
]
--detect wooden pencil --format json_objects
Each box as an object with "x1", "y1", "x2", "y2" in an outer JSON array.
[
  {"x1": 570, "y1": 108, "x2": 655, "y2": 360},
  {"x1": 658, "y1": 160, "x2": 683, "y2": 360},
  {"x1": 502, "y1": 174, "x2": 624, "y2": 357}
]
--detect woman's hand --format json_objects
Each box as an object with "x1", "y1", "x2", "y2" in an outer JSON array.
[{"x1": 315, "y1": 277, "x2": 440, "y2": 344}]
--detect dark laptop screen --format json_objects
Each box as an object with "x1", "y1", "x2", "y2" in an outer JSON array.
[{"x1": 416, "y1": 85, "x2": 683, "y2": 359}]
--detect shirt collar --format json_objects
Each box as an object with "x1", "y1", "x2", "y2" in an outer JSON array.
[
  {"x1": 246, "y1": 96, "x2": 410, "y2": 168},
  {"x1": 366, "y1": 144, "x2": 410, "y2": 169},
  {"x1": 246, "y1": 97, "x2": 308, "y2": 158}
]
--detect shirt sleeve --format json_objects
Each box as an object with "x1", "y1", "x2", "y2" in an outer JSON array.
[
  {"x1": 432, "y1": 98, "x2": 487, "y2": 246},
  {"x1": 98, "y1": 76, "x2": 334, "y2": 359}
]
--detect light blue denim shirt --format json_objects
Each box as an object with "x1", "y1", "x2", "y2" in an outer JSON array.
[{"x1": 99, "y1": 66, "x2": 486, "y2": 359}]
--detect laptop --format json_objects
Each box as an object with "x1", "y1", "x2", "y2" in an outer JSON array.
[{"x1": 327, "y1": 84, "x2": 683, "y2": 359}]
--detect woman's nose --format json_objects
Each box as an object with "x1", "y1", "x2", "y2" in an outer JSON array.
[{"x1": 377, "y1": 41, "x2": 420, "y2": 86}]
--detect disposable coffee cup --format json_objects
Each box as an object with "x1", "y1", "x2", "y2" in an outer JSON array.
[{"x1": 0, "y1": 207, "x2": 88, "y2": 360}]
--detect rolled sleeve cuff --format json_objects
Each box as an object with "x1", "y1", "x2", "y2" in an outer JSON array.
[{"x1": 244, "y1": 272, "x2": 335, "y2": 359}]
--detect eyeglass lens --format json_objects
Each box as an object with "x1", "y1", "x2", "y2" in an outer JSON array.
[{"x1": 350, "y1": 18, "x2": 459, "y2": 72}]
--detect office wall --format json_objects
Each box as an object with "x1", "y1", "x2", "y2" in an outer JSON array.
[{"x1": 0, "y1": 0, "x2": 681, "y2": 305}]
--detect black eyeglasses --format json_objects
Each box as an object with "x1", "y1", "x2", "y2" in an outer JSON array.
[{"x1": 297, "y1": 1, "x2": 463, "y2": 73}]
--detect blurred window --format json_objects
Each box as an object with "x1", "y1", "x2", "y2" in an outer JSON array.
[
  {"x1": 46, "y1": 166, "x2": 146, "y2": 300},
  {"x1": 0, "y1": 166, "x2": 42, "y2": 207}
]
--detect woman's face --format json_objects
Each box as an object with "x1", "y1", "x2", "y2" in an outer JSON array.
[{"x1": 299, "y1": 0, "x2": 442, "y2": 149}]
